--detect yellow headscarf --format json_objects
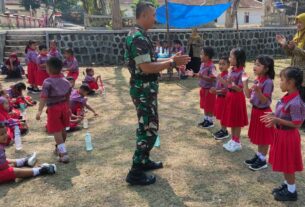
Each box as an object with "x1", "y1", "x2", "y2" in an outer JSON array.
[{"x1": 293, "y1": 13, "x2": 305, "y2": 49}]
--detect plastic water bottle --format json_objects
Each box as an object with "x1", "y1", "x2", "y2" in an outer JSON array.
[
  {"x1": 83, "y1": 118, "x2": 89, "y2": 129},
  {"x1": 14, "y1": 125, "x2": 22, "y2": 150},
  {"x1": 20, "y1": 103, "x2": 27, "y2": 120},
  {"x1": 85, "y1": 131, "x2": 93, "y2": 151},
  {"x1": 154, "y1": 135, "x2": 160, "y2": 148}
]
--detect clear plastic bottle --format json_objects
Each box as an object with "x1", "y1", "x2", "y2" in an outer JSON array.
[
  {"x1": 83, "y1": 118, "x2": 89, "y2": 129},
  {"x1": 14, "y1": 125, "x2": 22, "y2": 150},
  {"x1": 20, "y1": 103, "x2": 27, "y2": 120},
  {"x1": 85, "y1": 131, "x2": 93, "y2": 151},
  {"x1": 154, "y1": 135, "x2": 160, "y2": 148}
]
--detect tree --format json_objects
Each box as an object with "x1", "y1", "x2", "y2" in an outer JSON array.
[
  {"x1": 21, "y1": 0, "x2": 41, "y2": 11},
  {"x1": 112, "y1": 0, "x2": 122, "y2": 29},
  {"x1": 225, "y1": 0, "x2": 240, "y2": 28}
]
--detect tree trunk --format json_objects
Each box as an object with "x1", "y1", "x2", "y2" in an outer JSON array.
[
  {"x1": 225, "y1": 0, "x2": 240, "y2": 28},
  {"x1": 112, "y1": 0, "x2": 122, "y2": 30}
]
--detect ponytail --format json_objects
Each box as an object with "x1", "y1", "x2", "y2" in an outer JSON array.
[{"x1": 25, "y1": 40, "x2": 36, "y2": 54}]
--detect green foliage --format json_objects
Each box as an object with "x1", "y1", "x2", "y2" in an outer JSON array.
[
  {"x1": 131, "y1": 0, "x2": 159, "y2": 9},
  {"x1": 21, "y1": 0, "x2": 41, "y2": 10}
]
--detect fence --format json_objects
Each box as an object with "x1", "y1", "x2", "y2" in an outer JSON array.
[
  {"x1": 84, "y1": 14, "x2": 135, "y2": 28},
  {"x1": 0, "y1": 13, "x2": 43, "y2": 28}
]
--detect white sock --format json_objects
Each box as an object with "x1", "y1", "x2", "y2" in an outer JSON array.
[
  {"x1": 287, "y1": 184, "x2": 296, "y2": 193},
  {"x1": 16, "y1": 158, "x2": 26, "y2": 167},
  {"x1": 203, "y1": 116, "x2": 207, "y2": 121},
  {"x1": 32, "y1": 167, "x2": 40, "y2": 176},
  {"x1": 208, "y1": 116, "x2": 213, "y2": 122},
  {"x1": 284, "y1": 180, "x2": 288, "y2": 185},
  {"x1": 57, "y1": 143, "x2": 67, "y2": 154},
  {"x1": 257, "y1": 152, "x2": 266, "y2": 161}
]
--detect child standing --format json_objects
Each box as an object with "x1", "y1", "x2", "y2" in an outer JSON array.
[
  {"x1": 70, "y1": 84, "x2": 98, "y2": 117},
  {"x1": 63, "y1": 48, "x2": 79, "y2": 81},
  {"x1": 261, "y1": 67, "x2": 305, "y2": 201},
  {"x1": 36, "y1": 45, "x2": 50, "y2": 87},
  {"x1": 25, "y1": 40, "x2": 39, "y2": 93},
  {"x1": 83, "y1": 68, "x2": 102, "y2": 92},
  {"x1": 36, "y1": 57, "x2": 71, "y2": 163},
  {"x1": 222, "y1": 48, "x2": 248, "y2": 152},
  {"x1": 193, "y1": 47, "x2": 217, "y2": 128},
  {"x1": 243, "y1": 55, "x2": 275, "y2": 171},
  {"x1": 210, "y1": 56, "x2": 230, "y2": 140},
  {"x1": 49, "y1": 40, "x2": 63, "y2": 60},
  {"x1": 0, "y1": 125, "x2": 56, "y2": 184}
]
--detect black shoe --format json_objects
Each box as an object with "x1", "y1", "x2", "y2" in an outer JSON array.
[
  {"x1": 244, "y1": 154, "x2": 259, "y2": 166},
  {"x1": 198, "y1": 120, "x2": 208, "y2": 127},
  {"x1": 201, "y1": 120, "x2": 214, "y2": 129},
  {"x1": 39, "y1": 163, "x2": 57, "y2": 175},
  {"x1": 274, "y1": 187, "x2": 297, "y2": 201},
  {"x1": 27, "y1": 87, "x2": 34, "y2": 92},
  {"x1": 214, "y1": 129, "x2": 230, "y2": 140},
  {"x1": 249, "y1": 158, "x2": 268, "y2": 171},
  {"x1": 272, "y1": 183, "x2": 287, "y2": 195},
  {"x1": 141, "y1": 160, "x2": 163, "y2": 171},
  {"x1": 126, "y1": 168, "x2": 156, "y2": 186}
]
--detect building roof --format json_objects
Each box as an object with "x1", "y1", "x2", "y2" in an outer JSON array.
[{"x1": 121, "y1": 0, "x2": 263, "y2": 8}]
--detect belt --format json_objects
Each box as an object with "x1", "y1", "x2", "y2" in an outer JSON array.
[
  {"x1": 217, "y1": 94, "x2": 225, "y2": 98},
  {"x1": 253, "y1": 105, "x2": 270, "y2": 110},
  {"x1": 228, "y1": 89, "x2": 237, "y2": 92},
  {"x1": 276, "y1": 124, "x2": 294, "y2": 130}
]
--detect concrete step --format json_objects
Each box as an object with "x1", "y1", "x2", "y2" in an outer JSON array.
[
  {"x1": 6, "y1": 35, "x2": 46, "y2": 41},
  {"x1": 5, "y1": 46, "x2": 26, "y2": 53},
  {"x1": 5, "y1": 51, "x2": 25, "y2": 58},
  {"x1": 6, "y1": 31, "x2": 46, "y2": 35}
]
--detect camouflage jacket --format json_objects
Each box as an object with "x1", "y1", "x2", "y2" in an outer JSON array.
[{"x1": 125, "y1": 25, "x2": 159, "y2": 83}]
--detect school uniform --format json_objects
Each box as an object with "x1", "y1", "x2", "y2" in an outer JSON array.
[
  {"x1": 214, "y1": 71, "x2": 228, "y2": 120},
  {"x1": 0, "y1": 145, "x2": 16, "y2": 183},
  {"x1": 70, "y1": 89, "x2": 87, "y2": 116},
  {"x1": 248, "y1": 76, "x2": 274, "y2": 145},
  {"x1": 36, "y1": 54, "x2": 49, "y2": 86},
  {"x1": 269, "y1": 91, "x2": 305, "y2": 174},
  {"x1": 84, "y1": 75, "x2": 98, "y2": 90},
  {"x1": 41, "y1": 74, "x2": 71, "y2": 133},
  {"x1": 221, "y1": 66, "x2": 248, "y2": 127},
  {"x1": 6, "y1": 88, "x2": 35, "y2": 108},
  {"x1": 64, "y1": 56, "x2": 79, "y2": 80},
  {"x1": 199, "y1": 61, "x2": 216, "y2": 113},
  {"x1": 25, "y1": 48, "x2": 38, "y2": 85},
  {"x1": 48, "y1": 48, "x2": 63, "y2": 60}
]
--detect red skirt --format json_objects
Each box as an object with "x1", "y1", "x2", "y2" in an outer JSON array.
[
  {"x1": 221, "y1": 91, "x2": 248, "y2": 127},
  {"x1": 248, "y1": 107, "x2": 274, "y2": 145},
  {"x1": 67, "y1": 71, "x2": 79, "y2": 81},
  {"x1": 47, "y1": 102, "x2": 71, "y2": 133},
  {"x1": 200, "y1": 88, "x2": 216, "y2": 113},
  {"x1": 214, "y1": 95, "x2": 225, "y2": 120},
  {"x1": 88, "y1": 81, "x2": 99, "y2": 90},
  {"x1": 36, "y1": 69, "x2": 49, "y2": 86},
  {"x1": 27, "y1": 61, "x2": 38, "y2": 85},
  {"x1": 269, "y1": 129, "x2": 303, "y2": 174}
]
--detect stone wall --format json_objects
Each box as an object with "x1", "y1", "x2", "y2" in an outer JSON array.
[
  {"x1": 0, "y1": 31, "x2": 6, "y2": 62},
  {"x1": 47, "y1": 27, "x2": 296, "y2": 66}
]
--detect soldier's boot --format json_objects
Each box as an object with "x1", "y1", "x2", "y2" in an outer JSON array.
[
  {"x1": 126, "y1": 165, "x2": 156, "y2": 186},
  {"x1": 140, "y1": 160, "x2": 163, "y2": 171}
]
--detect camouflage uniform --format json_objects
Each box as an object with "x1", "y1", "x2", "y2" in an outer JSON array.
[{"x1": 125, "y1": 26, "x2": 159, "y2": 166}]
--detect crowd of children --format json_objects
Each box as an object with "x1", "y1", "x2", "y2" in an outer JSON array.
[
  {"x1": 0, "y1": 39, "x2": 103, "y2": 184},
  {"x1": 186, "y1": 46, "x2": 305, "y2": 202},
  {"x1": 1, "y1": 37, "x2": 305, "y2": 203}
]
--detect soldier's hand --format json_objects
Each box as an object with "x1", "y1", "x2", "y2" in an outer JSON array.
[{"x1": 172, "y1": 55, "x2": 191, "y2": 66}]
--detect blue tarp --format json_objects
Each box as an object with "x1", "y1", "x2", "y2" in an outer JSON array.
[{"x1": 156, "y1": 2, "x2": 232, "y2": 28}]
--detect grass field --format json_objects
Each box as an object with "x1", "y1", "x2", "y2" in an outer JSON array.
[{"x1": 1, "y1": 59, "x2": 305, "y2": 207}]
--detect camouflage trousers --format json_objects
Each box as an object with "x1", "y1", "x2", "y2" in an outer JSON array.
[{"x1": 130, "y1": 79, "x2": 159, "y2": 165}]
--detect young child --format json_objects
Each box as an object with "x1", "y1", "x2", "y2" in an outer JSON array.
[
  {"x1": 6, "y1": 82, "x2": 36, "y2": 108},
  {"x1": 191, "y1": 47, "x2": 217, "y2": 128},
  {"x1": 0, "y1": 125, "x2": 56, "y2": 184},
  {"x1": 25, "y1": 40, "x2": 39, "y2": 93},
  {"x1": 222, "y1": 48, "x2": 248, "y2": 152},
  {"x1": 171, "y1": 40, "x2": 185, "y2": 54},
  {"x1": 36, "y1": 57, "x2": 71, "y2": 163},
  {"x1": 243, "y1": 55, "x2": 275, "y2": 171},
  {"x1": 63, "y1": 48, "x2": 79, "y2": 81},
  {"x1": 49, "y1": 40, "x2": 63, "y2": 60},
  {"x1": 261, "y1": 67, "x2": 305, "y2": 202},
  {"x1": 83, "y1": 68, "x2": 102, "y2": 93},
  {"x1": 70, "y1": 84, "x2": 98, "y2": 117},
  {"x1": 209, "y1": 56, "x2": 230, "y2": 140},
  {"x1": 1, "y1": 53, "x2": 23, "y2": 79},
  {"x1": 36, "y1": 45, "x2": 50, "y2": 86}
]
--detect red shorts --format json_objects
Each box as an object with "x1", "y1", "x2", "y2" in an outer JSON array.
[
  {"x1": 47, "y1": 102, "x2": 71, "y2": 133},
  {"x1": 0, "y1": 162, "x2": 16, "y2": 184},
  {"x1": 67, "y1": 71, "x2": 79, "y2": 81},
  {"x1": 88, "y1": 81, "x2": 99, "y2": 90},
  {"x1": 214, "y1": 95, "x2": 226, "y2": 120},
  {"x1": 36, "y1": 69, "x2": 49, "y2": 86},
  {"x1": 200, "y1": 88, "x2": 216, "y2": 113},
  {"x1": 27, "y1": 61, "x2": 38, "y2": 85}
]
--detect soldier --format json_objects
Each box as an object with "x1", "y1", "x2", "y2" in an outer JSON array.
[{"x1": 125, "y1": 2, "x2": 191, "y2": 185}]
